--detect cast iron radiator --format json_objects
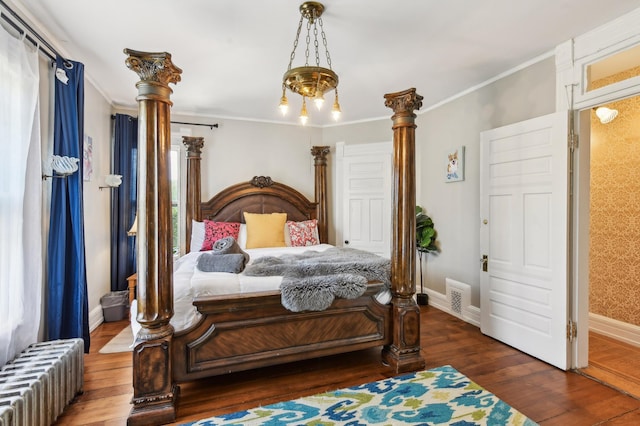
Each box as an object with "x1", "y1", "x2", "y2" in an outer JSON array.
[{"x1": 0, "y1": 338, "x2": 84, "y2": 426}]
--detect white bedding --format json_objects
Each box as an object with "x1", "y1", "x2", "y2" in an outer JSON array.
[
  {"x1": 189, "y1": 244, "x2": 333, "y2": 296},
  {"x1": 131, "y1": 244, "x2": 334, "y2": 335}
]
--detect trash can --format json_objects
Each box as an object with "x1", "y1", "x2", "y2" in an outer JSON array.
[{"x1": 101, "y1": 290, "x2": 129, "y2": 322}]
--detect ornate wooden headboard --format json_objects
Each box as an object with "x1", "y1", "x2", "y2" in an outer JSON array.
[
  {"x1": 201, "y1": 176, "x2": 317, "y2": 223},
  {"x1": 182, "y1": 142, "x2": 330, "y2": 251}
]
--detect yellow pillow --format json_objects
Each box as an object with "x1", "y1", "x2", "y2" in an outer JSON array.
[{"x1": 243, "y1": 212, "x2": 287, "y2": 249}]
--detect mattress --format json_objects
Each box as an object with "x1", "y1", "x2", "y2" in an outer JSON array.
[{"x1": 131, "y1": 244, "x2": 334, "y2": 335}]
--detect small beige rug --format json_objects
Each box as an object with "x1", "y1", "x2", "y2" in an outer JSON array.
[{"x1": 99, "y1": 325, "x2": 133, "y2": 354}]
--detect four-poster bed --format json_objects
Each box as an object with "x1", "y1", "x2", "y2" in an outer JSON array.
[{"x1": 124, "y1": 49, "x2": 424, "y2": 425}]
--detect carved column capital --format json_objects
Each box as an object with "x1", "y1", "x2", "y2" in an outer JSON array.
[
  {"x1": 311, "y1": 146, "x2": 330, "y2": 166},
  {"x1": 124, "y1": 49, "x2": 182, "y2": 104},
  {"x1": 384, "y1": 88, "x2": 423, "y2": 121},
  {"x1": 183, "y1": 136, "x2": 204, "y2": 158},
  {"x1": 124, "y1": 49, "x2": 182, "y2": 85}
]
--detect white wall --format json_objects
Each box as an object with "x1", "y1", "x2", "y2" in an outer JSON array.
[
  {"x1": 318, "y1": 58, "x2": 557, "y2": 307},
  {"x1": 170, "y1": 114, "x2": 324, "y2": 201},
  {"x1": 83, "y1": 81, "x2": 113, "y2": 329},
  {"x1": 414, "y1": 57, "x2": 557, "y2": 306}
]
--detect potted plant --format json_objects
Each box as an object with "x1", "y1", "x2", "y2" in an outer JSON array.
[{"x1": 416, "y1": 206, "x2": 438, "y2": 305}]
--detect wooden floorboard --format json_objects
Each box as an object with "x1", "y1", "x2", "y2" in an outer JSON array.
[
  {"x1": 54, "y1": 306, "x2": 640, "y2": 425},
  {"x1": 578, "y1": 331, "x2": 640, "y2": 400}
]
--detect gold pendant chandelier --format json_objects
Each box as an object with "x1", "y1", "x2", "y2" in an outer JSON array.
[{"x1": 279, "y1": 1, "x2": 341, "y2": 125}]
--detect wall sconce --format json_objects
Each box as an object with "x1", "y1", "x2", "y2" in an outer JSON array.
[
  {"x1": 127, "y1": 214, "x2": 137, "y2": 236},
  {"x1": 99, "y1": 174, "x2": 122, "y2": 190},
  {"x1": 42, "y1": 155, "x2": 79, "y2": 180},
  {"x1": 595, "y1": 107, "x2": 619, "y2": 124}
]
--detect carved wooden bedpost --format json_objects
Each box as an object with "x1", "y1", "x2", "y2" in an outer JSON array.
[
  {"x1": 382, "y1": 88, "x2": 426, "y2": 373},
  {"x1": 124, "y1": 49, "x2": 182, "y2": 425},
  {"x1": 311, "y1": 146, "x2": 330, "y2": 243},
  {"x1": 183, "y1": 136, "x2": 204, "y2": 253}
]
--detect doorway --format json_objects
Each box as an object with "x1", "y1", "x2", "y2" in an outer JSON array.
[
  {"x1": 578, "y1": 96, "x2": 640, "y2": 397},
  {"x1": 334, "y1": 141, "x2": 392, "y2": 257}
]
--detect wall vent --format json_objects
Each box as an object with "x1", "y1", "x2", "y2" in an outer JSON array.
[
  {"x1": 446, "y1": 278, "x2": 471, "y2": 319},
  {"x1": 450, "y1": 288, "x2": 463, "y2": 315}
]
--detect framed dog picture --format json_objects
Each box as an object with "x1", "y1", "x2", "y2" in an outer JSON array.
[{"x1": 445, "y1": 146, "x2": 465, "y2": 182}]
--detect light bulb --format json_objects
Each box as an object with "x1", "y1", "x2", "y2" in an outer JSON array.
[
  {"x1": 595, "y1": 107, "x2": 618, "y2": 124},
  {"x1": 279, "y1": 94, "x2": 289, "y2": 116},
  {"x1": 331, "y1": 98, "x2": 341, "y2": 120},
  {"x1": 313, "y1": 91, "x2": 325, "y2": 110},
  {"x1": 300, "y1": 98, "x2": 309, "y2": 125}
]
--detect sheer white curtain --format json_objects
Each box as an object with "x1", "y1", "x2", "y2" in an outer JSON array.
[{"x1": 0, "y1": 24, "x2": 42, "y2": 366}]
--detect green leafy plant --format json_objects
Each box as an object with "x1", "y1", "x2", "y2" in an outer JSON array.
[{"x1": 416, "y1": 206, "x2": 438, "y2": 253}]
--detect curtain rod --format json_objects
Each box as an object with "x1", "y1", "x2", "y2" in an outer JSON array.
[
  {"x1": 110, "y1": 115, "x2": 219, "y2": 130},
  {"x1": 0, "y1": 0, "x2": 70, "y2": 64},
  {"x1": 171, "y1": 121, "x2": 219, "y2": 130}
]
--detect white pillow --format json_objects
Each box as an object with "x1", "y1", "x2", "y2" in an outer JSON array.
[
  {"x1": 284, "y1": 224, "x2": 292, "y2": 246},
  {"x1": 238, "y1": 224, "x2": 247, "y2": 249},
  {"x1": 190, "y1": 220, "x2": 205, "y2": 252}
]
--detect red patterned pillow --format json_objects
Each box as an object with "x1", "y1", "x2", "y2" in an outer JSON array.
[
  {"x1": 286, "y1": 219, "x2": 319, "y2": 247},
  {"x1": 201, "y1": 220, "x2": 241, "y2": 251}
]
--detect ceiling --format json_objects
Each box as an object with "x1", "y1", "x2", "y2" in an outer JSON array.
[{"x1": 8, "y1": 0, "x2": 640, "y2": 126}]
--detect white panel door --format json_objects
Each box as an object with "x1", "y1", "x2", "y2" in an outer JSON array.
[
  {"x1": 480, "y1": 111, "x2": 570, "y2": 370},
  {"x1": 339, "y1": 143, "x2": 392, "y2": 258}
]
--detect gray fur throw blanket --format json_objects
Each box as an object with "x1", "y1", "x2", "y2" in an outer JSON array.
[
  {"x1": 197, "y1": 237, "x2": 249, "y2": 273},
  {"x1": 244, "y1": 247, "x2": 390, "y2": 312}
]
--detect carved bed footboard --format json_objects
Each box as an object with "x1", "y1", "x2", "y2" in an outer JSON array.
[{"x1": 172, "y1": 284, "x2": 391, "y2": 382}]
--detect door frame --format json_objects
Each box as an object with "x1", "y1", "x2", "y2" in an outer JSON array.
[{"x1": 555, "y1": 8, "x2": 640, "y2": 368}]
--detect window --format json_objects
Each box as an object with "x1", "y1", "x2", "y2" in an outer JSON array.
[
  {"x1": 170, "y1": 147, "x2": 180, "y2": 257},
  {"x1": 587, "y1": 44, "x2": 640, "y2": 92}
]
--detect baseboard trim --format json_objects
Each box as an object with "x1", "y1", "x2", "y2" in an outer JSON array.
[
  {"x1": 89, "y1": 305, "x2": 104, "y2": 332},
  {"x1": 589, "y1": 313, "x2": 640, "y2": 347},
  {"x1": 420, "y1": 297, "x2": 640, "y2": 347},
  {"x1": 425, "y1": 289, "x2": 480, "y2": 328}
]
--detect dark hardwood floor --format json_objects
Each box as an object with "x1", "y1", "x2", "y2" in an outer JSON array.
[{"x1": 55, "y1": 306, "x2": 640, "y2": 425}]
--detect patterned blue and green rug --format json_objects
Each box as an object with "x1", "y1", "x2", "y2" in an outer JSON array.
[{"x1": 183, "y1": 365, "x2": 537, "y2": 425}]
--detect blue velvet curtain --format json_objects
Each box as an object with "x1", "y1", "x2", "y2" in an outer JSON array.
[
  {"x1": 111, "y1": 114, "x2": 138, "y2": 291},
  {"x1": 46, "y1": 57, "x2": 89, "y2": 352}
]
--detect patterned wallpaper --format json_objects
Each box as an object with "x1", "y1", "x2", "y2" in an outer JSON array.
[{"x1": 589, "y1": 68, "x2": 640, "y2": 326}]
